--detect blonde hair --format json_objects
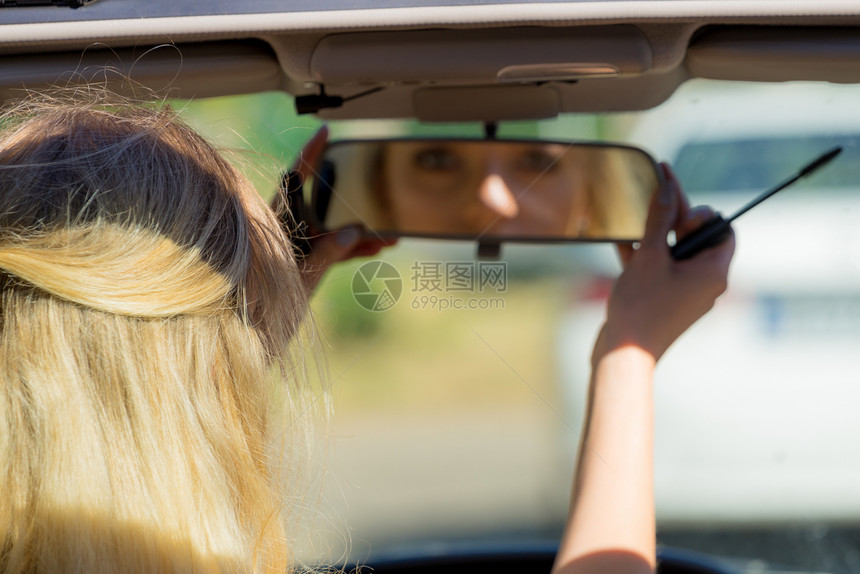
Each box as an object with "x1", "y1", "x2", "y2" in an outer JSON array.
[{"x1": 0, "y1": 91, "x2": 313, "y2": 572}]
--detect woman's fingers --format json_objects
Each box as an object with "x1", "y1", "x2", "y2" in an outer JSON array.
[
  {"x1": 615, "y1": 162, "x2": 683, "y2": 268},
  {"x1": 272, "y1": 126, "x2": 329, "y2": 236},
  {"x1": 292, "y1": 125, "x2": 329, "y2": 179},
  {"x1": 675, "y1": 206, "x2": 716, "y2": 242},
  {"x1": 282, "y1": 128, "x2": 402, "y2": 292},
  {"x1": 595, "y1": 160, "x2": 736, "y2": 363},
  {"x1": 662, "y1": 163, "x2": 691, "y2": 233},
  {"x1": 639, "y1": 166, "x2": 680, "y2": 252},
  {"x1": 299, "y1": 225, "x2": 398, "y2": 291},
  {"x1": 615, "y1": 243, "x2": 635, "y2": 267},
  {"x1": 615, "y1": 164, "x2": 685, "y2": 268},
  {"x1": 299, "y1": 224, "x2": 361, "y2": 291}
]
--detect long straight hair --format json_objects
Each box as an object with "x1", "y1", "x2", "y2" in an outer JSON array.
[{"x1": 0, "y1": 91, "x2": 314, "y2": 573}]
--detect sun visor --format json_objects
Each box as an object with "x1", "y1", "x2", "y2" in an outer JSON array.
[
  {"x1": 688, "y1": 27, "x2": 860, "y2": 83},
  {"x1": 0, "y1": 40, "x2": 283, "y2": 101},
  {"x1": 413, "y1": 85, "x2": 559, "y2": 122},
  {"x1": 310, "y1": 25, "x2": 653, "y2": 86}
]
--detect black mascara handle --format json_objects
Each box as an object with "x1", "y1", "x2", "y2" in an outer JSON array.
[
  {"x1": 668, "y1": 147, "x2": 840, "y2": 261},
  {"x1": 670, "y1": 214, "x2": 732, "y2": 260}
]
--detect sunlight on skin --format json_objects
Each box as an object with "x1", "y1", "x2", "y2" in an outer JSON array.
[
  {"x1": 479, "y1": 173, "x2": 520, "y2": 219},
  {"x1": 381, "y1": 142, "x2": 586, "y2": 237},
  {"x1": 553, "y1": 345, "x2": 656, "y2": 574},
  {"x1": 552, "y1": 165, "x2": 733, "y2": 574}
]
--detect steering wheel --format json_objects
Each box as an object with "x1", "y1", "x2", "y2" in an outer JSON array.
[
  {"x1": 658, "y1": 547, "x2": 740, "y2": 574},
  {"x1": 345, "y1": 544, "x2": 740, "y2": 574}
]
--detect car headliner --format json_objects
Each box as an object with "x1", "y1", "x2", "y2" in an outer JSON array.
[{"x1": 3, "y1": 1, "x2": 860, "y2": 120}]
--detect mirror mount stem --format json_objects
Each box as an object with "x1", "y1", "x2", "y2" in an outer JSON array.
[
  {"x1": 483, "y1": 122, "x2": 498, "y2": 140},
  {"x1": 477, "y1": 241, "x2": 502, "y2": 260}
]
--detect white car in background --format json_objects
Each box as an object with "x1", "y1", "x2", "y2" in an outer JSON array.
[{"x1": 560, "y1": 80, "x2": 860, "y2": 529}]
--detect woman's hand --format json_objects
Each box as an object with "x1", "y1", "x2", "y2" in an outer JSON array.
[
  {"x1": 554, "y1": 164, "x2": 734, "y2": 574},
  {"x1": 594, "y1": 163, "x2": 735, "y2": 364},
  {"x1": 278, "y1": 126, "x2": 397, "y2": 291}
]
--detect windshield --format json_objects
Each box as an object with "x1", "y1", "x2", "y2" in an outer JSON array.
[
  {"x1": 675, "y1": 136, "x2": 860, "y2": 193},
  {"x1": 180, "y1": 78, "x2": 860, "y2": 574}
]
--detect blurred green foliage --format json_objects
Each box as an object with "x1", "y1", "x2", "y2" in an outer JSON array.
[
  {"x1": 175, "y1": 91, "x2": 322, "y2": 201},
  {"x1": 311, "y1": 256, "x2": 386, "y2": 339}
]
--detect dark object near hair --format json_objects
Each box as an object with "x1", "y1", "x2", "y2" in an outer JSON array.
[{"x1": 279, "y1": 169, "x2": 313, "y2": 258}]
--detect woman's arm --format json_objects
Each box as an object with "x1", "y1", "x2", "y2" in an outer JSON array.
[
  {"x1": 554, "y1": 345, "x2": 657, "y2": 574},
  {"x1": 553, "y1": 165, "x2": 735, "y2": 574},
  {"x1": 276, "y1": 126, "x2": 397, "y2": 291}
]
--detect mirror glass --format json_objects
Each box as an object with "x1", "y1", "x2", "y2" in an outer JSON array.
[{"x1": 311, "y1": 139, "x2": 661, "y2": 242}]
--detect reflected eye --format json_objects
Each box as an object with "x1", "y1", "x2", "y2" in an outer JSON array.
[
  {"x1": 517, "y1": 149, "x2": 562, "y2": 174},
  {"x1": 413, "y1": 148, "x2": 461, "y2": 172}
]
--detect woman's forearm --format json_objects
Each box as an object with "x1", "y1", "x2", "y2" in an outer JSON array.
[
  {"x1": 551, "y1": 165, "x2": 733, "y2": 574},
  {"x1": 552, "y1": 345, "x2": 656, "y2": 574}
]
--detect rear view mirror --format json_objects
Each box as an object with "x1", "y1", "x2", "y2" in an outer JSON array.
[{"x1": 307, "y1": 138, "x2": 662, "y2": 243}]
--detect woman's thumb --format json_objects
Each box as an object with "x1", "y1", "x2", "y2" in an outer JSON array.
[
  {"x1": 299, "y1": 225, "x2": 362, "y2": 290},
  {"x1": 640, "y1": 164, "x2": 679, "y2": 250}
]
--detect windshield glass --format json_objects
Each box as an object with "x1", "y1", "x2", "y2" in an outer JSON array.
[
  {"x1": 179, "y1": 78, "x2": 860, "y2": 574},
  {"x1": 675, "y1": 135, "x2": 860, "y2": 193}
]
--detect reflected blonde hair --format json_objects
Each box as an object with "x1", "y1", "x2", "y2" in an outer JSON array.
[{"x1": 0, "y1": 91, "x2": 312, "y2": 573}]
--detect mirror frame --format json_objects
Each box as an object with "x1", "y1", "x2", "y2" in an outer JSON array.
[{"x1": 308, "y1": 137, "x2": 665, "y2": 244}]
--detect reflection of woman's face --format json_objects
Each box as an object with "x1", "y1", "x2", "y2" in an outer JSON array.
[{"x1": 380, "y1": 142, "x2": 591, "y2": 237}]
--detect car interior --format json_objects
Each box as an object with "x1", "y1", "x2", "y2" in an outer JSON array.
[{"x1": 3, "y1": 2, "x2": 860, "y2": 573}]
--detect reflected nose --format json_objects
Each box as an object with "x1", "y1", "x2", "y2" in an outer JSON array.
[{"x1": 478, "y1": 173, "x2": 519, "y2": 219}]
